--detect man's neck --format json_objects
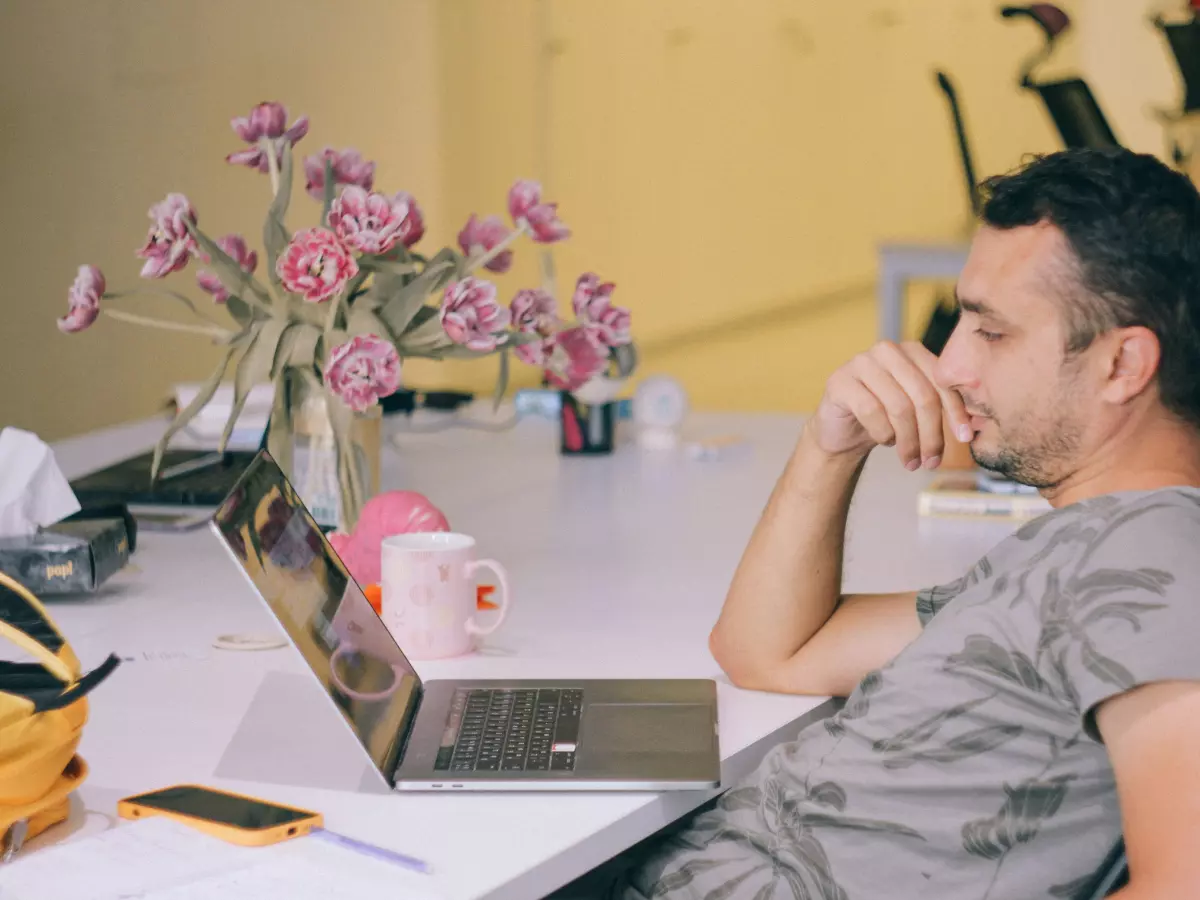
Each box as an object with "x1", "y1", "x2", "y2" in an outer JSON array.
[{"x1": 1043, "y1": 409, "x2": 1200, "y2": 508}]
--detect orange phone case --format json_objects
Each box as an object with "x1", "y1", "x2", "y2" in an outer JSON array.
[{"x1": 117, "y1": 784, "x2": 324, "y2": 847}]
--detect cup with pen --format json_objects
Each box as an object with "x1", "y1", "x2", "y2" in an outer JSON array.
[{"x1": 511, "y1": 275, "x2": 637, "y2": 456}]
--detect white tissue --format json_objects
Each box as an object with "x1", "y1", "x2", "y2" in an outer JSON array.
[{"x1": 0, "y1": 427, "x2": 81, "y2": 537}]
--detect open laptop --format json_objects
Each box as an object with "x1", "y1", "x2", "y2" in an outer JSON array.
[{"x1": 209, "y1": 450, "x2": 721, "y2": 792}]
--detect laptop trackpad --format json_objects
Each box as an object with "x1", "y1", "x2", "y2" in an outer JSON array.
[{"x1": 583, "y1": 703, "x2": 713, "y2": 755}]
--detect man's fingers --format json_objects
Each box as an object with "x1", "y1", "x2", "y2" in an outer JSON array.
[
  {"x1": 900, "y1": 342, "x2": 973, "y2": 444},
  {"x1": 834, "y1": 376, "x2": 896, "y2": 447},
  {"x1": 872, "y1": 343, "x2": 947, "y2": 466},
  {"x1": 852, "y1": 355, "x2": 922, "y2": 469}
]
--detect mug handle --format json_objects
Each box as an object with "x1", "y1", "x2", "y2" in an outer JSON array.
[{"x1": 464, "y1": 559, "x2": 512, "y2": 636}]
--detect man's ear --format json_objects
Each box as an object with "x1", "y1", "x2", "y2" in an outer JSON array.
[{"x1": 1101, "y1": 326, "x2": 1161, "y2": 405}]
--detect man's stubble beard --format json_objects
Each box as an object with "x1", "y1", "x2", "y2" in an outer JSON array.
[{"x1": 967, "y1": 371, "x2": 1086, "y2": 490}]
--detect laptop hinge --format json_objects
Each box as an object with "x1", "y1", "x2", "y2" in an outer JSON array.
[{"x1": 384, "y1": 683, "x2": 424, "y2": 785}]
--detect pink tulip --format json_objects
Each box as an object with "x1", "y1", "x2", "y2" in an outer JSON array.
[
  {"x1": 324, "y1": 334, "x2": 402, "y2": 412},
  {"x1": 196, "y1": 234, "x2": 258, "y2": 303},
  {"x1": 303, "y1": 147, "x2": 376, "y2": 200},
  {"x1": 458, "y1": 214, "x2": 514, "y2": 273},
  {"x1": 507, "y1": 179, "x2": 570, "y2": 243},
  {"x1": 57, "y1": 265, "x2": 105, "y2": 334},
  {"x1": 440, "y1": 277, "x2": 511, "y2": 352},
  {"x1": 572, "y1": 272, "x2": 631, "y2": 346},
  {"x1": 543, "y1": 326, "x2": 608, "y2": 391},
  {"x1": 276, "y1": 228, "x2": 359, "y2": 303},
  {"x1": 394, "y1": 191, "x2": 425, "y2": 247},
  {"x1": 510, "y1": 288, "x2": 559, "y2": 336},
  {"x1": 515, "y1": 338, "x2": 551, "y2": 367},
  {"x1": 328, "y1": 187, "x2": 412, "y2": 255},
  {"x1": 136, "y1": 193, "x2": 198, "y2": 279},
  {"x1": 226, "y1": 102, "x2": 309, "y2": 173}
]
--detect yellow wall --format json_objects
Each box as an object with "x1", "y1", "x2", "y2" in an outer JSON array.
[
  {"x1": 419, "y1": 0, "x2": 1082, "y2": 412},
  {"x1": 10, "y1": 0, "x2": 1156, "y2": 440},
  {"x1": 1078, "y1": 0, "x2": 1180, "y2": 155}
]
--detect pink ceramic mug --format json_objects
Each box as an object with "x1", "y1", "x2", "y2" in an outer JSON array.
[{"x1": 380, "y1": 532, "x2": 512, "y2": 659}]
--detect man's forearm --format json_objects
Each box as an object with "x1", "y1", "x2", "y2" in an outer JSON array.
[{"x1": 710, "y1": 424, "x2": 866, "y2": 683}]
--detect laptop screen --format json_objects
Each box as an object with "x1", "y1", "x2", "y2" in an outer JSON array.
[{"x1": 210, "y1": 450, "x2": 421, "y2": 781}]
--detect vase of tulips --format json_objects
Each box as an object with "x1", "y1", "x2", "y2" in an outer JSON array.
[{"x1": 57, "y1": 101, "x2": 635, "y2": 529}]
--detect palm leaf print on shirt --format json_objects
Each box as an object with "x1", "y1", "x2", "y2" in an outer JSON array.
[
  {"x1": 944, "y1": 635, "x2": 1054, "y2": 695},
  {"x1": 1036, "y1": 564, "x2": 1171, "y2": 691},
  {"x1": 824, "y1": 669, "x2": 882, "y2": 738},
  {"x1": 962, "y1": 776, "x2": 1073, "y2": 860}
]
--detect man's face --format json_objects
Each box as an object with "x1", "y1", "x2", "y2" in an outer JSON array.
[{"x1": 934, "y1": 223, "x2": 1097, "y2": 489}]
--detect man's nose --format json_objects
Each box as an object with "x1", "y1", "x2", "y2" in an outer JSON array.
[{"x1": 932, "y1": 324, "x2": 975, "y2": 392}]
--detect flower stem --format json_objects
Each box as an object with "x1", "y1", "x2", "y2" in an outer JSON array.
[
  {"x1": 103, "y1": 308, "x2": 232, "y2": 339},
  {"x1": 265, "y1": 138, "x2": 281, "y2": 197},
  {"x1": 102, "y1": 287, "x2": 228, "y2": 327},
  {"x1": 324, "y1": 291, "x2": 342, "y2": 333},
  {"x1": 465, "y1": 223, "x2": 528, "y2": 274}
]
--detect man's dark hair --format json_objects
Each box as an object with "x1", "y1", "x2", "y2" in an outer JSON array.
[{"x1": 979, "y1": 147, "x2": 1200, "y2": 428}]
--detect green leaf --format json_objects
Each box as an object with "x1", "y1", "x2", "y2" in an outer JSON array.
[
  {"x1": 392, "y1": 306, "x2": 449, "y2": 357},
  {"x1": 215, "y1": 322, "x2": 253, "y2": 346},
  {"x1": 376, "y1": 249, "x2": 461, "y2": 335},
  {"x1": 287, "y1": 323, "x2": 323, "y2": 370},
  {"x1": 358, "y1": 256, "x2": 418, "y2": 277},
  {"x1": 187, "y1": 222, "x2": 273, "y2": 309},
  {"x1": 224, "y1": 296, "x2": 255, "y2": 328},
  {"x1": 264, "y1": 142, "x2": 294, "y2": 294},
  {"x1": 220, "y1": 317, "x2": 290, "y2": 452},
  {"x1": 320, "y1": 157, "x2": 335, "y2": 227},
  {"x1": 151, "y1": 339, "x2": 243, "y2": 480},
  {"x1": 341, "y1": 269, "x2": 371, "y2": 308},
  {"x1": 613, "y1": 341, "x2": 638, "y2": 377},
  {"x1": 346, "y1": 305, "x2": 392, "y2": 342}
]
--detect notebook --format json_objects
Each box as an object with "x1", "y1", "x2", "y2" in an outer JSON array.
[{"x1": 2, "y1": 816, "x2": 441, "y2": 900}]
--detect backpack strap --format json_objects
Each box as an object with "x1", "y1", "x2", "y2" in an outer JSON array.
[{"x1": 0, "y1": 571, "x2": 77, "y2": 685}]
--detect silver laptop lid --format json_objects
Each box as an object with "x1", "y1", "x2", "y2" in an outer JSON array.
[{"x1": 210, "y1": 450, "x2": 421, "y2": 781}]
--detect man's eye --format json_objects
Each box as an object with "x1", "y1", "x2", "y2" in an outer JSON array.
[{"x1": 974, "y1": 328, "x2": 1003, "y2": 343}]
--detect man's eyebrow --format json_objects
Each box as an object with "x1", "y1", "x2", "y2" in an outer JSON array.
[{"x1": 955, "y1": 292, "x2": 1008, "y2": 322}]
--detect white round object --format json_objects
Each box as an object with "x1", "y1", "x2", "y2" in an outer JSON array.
[
  {"x1": 634, "y1": 376, "x2": 689, "y2": 430},
  {"x1": 637, "y1": 425, "x2": 681, "y2": 451}
]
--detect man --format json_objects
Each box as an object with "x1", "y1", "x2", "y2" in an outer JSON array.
[{"x1": 600, "y1": 148, "x2": 1200, "y2": 898}]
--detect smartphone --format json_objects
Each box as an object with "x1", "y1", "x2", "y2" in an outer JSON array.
[{"x1": 117, "y1": 784, "x2": 323, "y2": 847}]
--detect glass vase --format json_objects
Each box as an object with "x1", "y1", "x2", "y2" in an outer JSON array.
[{"x1": 286, "y1": 378, "x2": 381, "y2": 532}]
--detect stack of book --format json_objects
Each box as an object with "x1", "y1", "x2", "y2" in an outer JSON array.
[{"x1": 917, "y1": 471, "x2": 1052, "y2": 520}]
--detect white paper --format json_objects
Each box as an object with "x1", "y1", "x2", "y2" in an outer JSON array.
[
  {"x1": 0, "y1": 427, "x2": 80, "y2": 537},
  {"x1": 0, "y1": 816, "x2": 442, "y2": 900},
  {"x1": 173, "y1": 382, "x2": 271, "y2": 446}
]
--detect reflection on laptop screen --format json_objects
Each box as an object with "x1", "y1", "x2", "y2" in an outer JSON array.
[{"x1": 211, "y1": 451, "x2": 421, "y2": 779}]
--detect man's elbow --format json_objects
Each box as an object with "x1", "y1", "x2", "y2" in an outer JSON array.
[
  {"x1": 709, "y1": 625, "x2": 764, "y2": 689},
  {"x1": 708, "y1": 626, "x2": 795, "y2": 693},
  {"x1": 708, "y1": 625, "x2": 842, "y2": 695}
]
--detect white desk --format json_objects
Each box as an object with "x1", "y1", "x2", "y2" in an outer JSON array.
[{"x1": 34, "y1": 411, "x2": 1013, "y2": 899}]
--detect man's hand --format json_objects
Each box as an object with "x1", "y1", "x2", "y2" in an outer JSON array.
[
  {"x1": 709, "y1": 343, "x2": 951, "y2": 695},
  {"x1": 809, "y1": 341, "x2": 972, "y2": 471}
]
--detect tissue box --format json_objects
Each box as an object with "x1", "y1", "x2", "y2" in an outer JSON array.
[{"x1": 0, "y1": 517, "x2": 132, "y2": 594}]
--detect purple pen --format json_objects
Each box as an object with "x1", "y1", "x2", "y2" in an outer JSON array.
[{"x1": 310, "y1": 827, "x2": 433, "y2": 875}]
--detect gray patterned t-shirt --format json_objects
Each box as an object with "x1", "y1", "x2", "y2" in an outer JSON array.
[{"x1": 613, "y1": 487, "x2": 1200, "y2": 899}]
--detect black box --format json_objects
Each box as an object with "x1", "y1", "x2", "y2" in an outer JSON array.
[{"x1": 0, "y1": 517, "x2": 132, "y2": 594}]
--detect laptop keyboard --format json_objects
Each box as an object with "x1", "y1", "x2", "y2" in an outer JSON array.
[{"x1": 434, "y1": 688, "x2": 583, "y2": 773}]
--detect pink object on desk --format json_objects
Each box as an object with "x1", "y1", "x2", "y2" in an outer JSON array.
[{"x1": 327, "y1": 490, "x2": 450, "y2": 586}]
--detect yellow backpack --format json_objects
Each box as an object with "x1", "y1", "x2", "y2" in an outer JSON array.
[{"x1": 0, "y1": 570, "x2": 118, "y2": 862}]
